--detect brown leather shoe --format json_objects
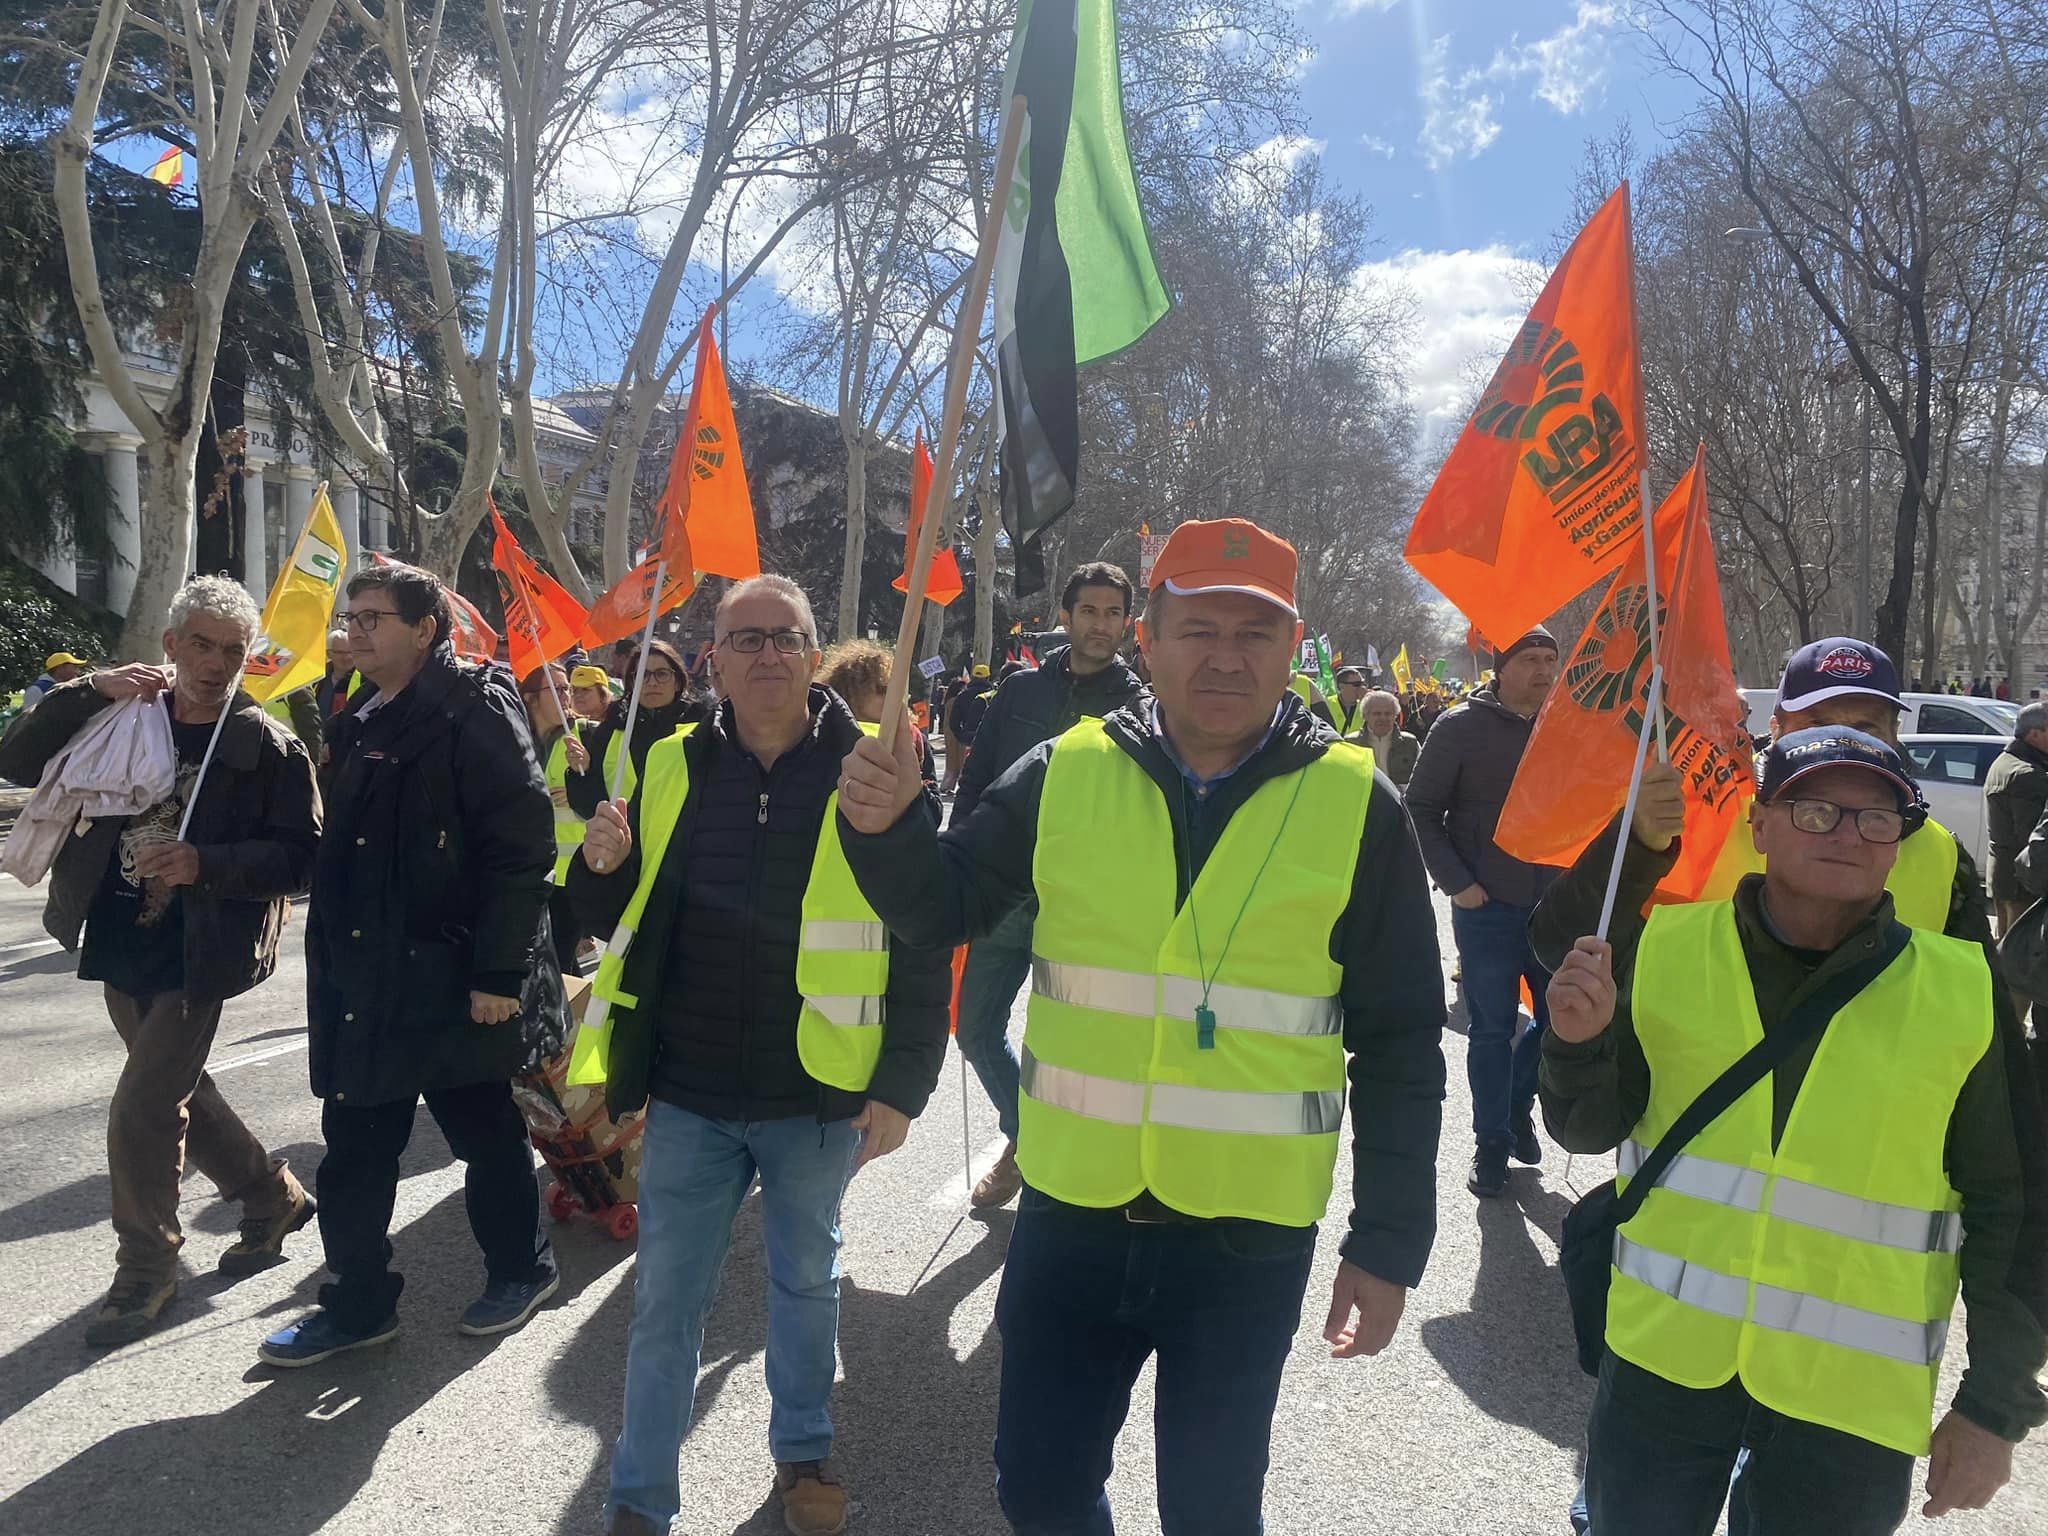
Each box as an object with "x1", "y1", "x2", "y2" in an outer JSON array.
[
  {"x1": 84, "y1": 1276, "x2": 177, "y2": 1347},
  {"x1": 220, "y1": 1186, "x2": 318, "y2": 1277},
  {"x1": 775, "y1": 1460, "x2": 847, "y2": 1536},
  {"x1": 970, "y1": 1142, "x2": 1022, "y2": 1209}
]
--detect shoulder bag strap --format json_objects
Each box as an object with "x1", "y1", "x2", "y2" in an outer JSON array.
[{"x1": 1611, "y1": 917, "x2": 1911, "y2": 1226}]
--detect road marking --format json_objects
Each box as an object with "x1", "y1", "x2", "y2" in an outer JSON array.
[
  {"x1": 208, "y1": 1036, "x2": 309, "y2": 1073},
  {"x1": 927, "y1": 1135, "x2": 1013, "y2": 1209}
]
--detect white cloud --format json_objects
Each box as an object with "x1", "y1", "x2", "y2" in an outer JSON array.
[
  {"x1": 1246, "y1": 133, "x2": 1328, "y2": 172},
  {"x1": 1360, "y1": 133, "x2": 1396, "y2": 159},
  {"x1": 1329, "y1": 0, "x2": 1405, "y2": 13},
  {"x1": 1418, "y1": 35, "x2": 1500, "y2": 170},
  {"x1": 1354, "y1": 245, "x2": 1548, "y2": 448},
  {"x1": 1485, "y1": 2, "x2": 1626, "y2": 116}
]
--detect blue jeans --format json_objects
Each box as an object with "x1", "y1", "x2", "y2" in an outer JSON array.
[
  {"x1": 607, "y1": 1102, "x2": 859, "y2": 1529},
  {"x1": 1584, "y1": 1352, "x2": 1913, "y2": 1534},
  {"x1": 1451, "y1": 900, "x2": 1550, "y2": 1147},
  {"x1": 958, "y1": 905, "x2": 1032, "y2": 1141},
  {"x1": 993, "y1": 1190, "x2": 1316, "y2": 1535}
]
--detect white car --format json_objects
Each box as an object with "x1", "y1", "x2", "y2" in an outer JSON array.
[
  {"x1": 1898, "y1": 734, "x2": 2007, "y2": 878},
  {"x1": 1741, "y1": 688, "x2": 2018, "y2": 743}
]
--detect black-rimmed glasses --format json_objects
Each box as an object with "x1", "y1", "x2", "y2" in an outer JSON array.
[
  {"x1": 1779, "y1": 798, "x2": 1908, "y2": 845},
  {"x1": 720, "y1": 628, "x2": 810, "y2": 655}
]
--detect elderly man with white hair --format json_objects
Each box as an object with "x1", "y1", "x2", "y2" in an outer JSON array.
[{"x1": 0, "y1": 575, "x2": 321, "y2": 1346}]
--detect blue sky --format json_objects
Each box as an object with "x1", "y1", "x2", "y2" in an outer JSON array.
[{"x1": 1289, "y1": 0, "x2": 1691, "y2": 442}]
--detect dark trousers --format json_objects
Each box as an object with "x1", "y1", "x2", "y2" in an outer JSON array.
[
  {"x1": 315, "y1": 1080, "x2": 554, "y2": 1329},
  {"x1": 548, "y1": 884, "x2": 583, "y2": 976},
  {"x1": 993, "y1": 1190, "x2": 1316, "y2": 1536},
  {"x1": 1584, "y1": 1352, "x2": 1914, "y2": 1535}
]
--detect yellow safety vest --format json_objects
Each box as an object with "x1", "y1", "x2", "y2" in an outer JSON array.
[
  {"x1": 1288, "y1": 674, "x2": 1317, "y2": 710},
  {"x1": 544, "y1": 726, "x2": 589, "y2": 884},
  {"x1": 1021, "y1": 719, "x2": 1374, "y2": 1227},
  {"x1": 602, "y1": 729, "x2": 639, "y2": 805},
  {"x1": 1699, "y1": 816, "x2": 1959, "y2": 931},
  {"x1": 566, "y1": 724, "x2": 891, "y2": 1093},
  {"x1": 1610, "y1": 899, "x2": 1990, "y2": 1454}
]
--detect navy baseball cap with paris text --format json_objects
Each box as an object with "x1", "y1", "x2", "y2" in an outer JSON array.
[{"x1": 1776, "y1": 638, "x2": 1902, "y2": 714}]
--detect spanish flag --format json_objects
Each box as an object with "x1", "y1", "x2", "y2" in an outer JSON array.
[{"x1": 147, "y1": 146, "x2": 185, "y2": 187}]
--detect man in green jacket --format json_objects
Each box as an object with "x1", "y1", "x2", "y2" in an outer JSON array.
[{"x1": 1544, "y1": 727, "x2": 2047, "y2": 1531}]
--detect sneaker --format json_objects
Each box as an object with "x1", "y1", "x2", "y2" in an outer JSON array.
[
  {"x1": 84, "y1": 1276, "x2": 177, "y2": 1347},
  {"x1": 775, "y1": 1460, "x2": 847, "y2": 1536},
  {"x1": 970, "y1": 1142, "x2": 1023, "y2": 1209},
  {"x1": 259, "y1": 1309, "x2": 400, "y2": 1368},
  {"x1": 1511, "y1": 1111, "x2": 1543, "y2": 1167},
  {"x1": 456, "y1": 1269, "x2": 561, "y2": 1337},
  {"x1": 219, "y1": 1188, "x2": 318, "y2": 1277},
  {"x1": 1467, "y1": 1144, "x2": 1509, "y2": 1199}
]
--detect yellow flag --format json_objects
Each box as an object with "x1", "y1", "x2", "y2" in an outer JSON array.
[
  {"x1": 243, "y1": 484, "x2": 347, "y2": 703},
  {"x1": 1390, "y1": 644, "x2": 1412, "y2": 692}
]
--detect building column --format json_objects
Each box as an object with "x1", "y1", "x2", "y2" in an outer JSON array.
[
  {"x1": 27, "y1": 532, "x2": 76, "y2": 595},
  {"x1": 97, "y1": 434, "x2": 144, "y2": 614},
  {"x1": 284, "y1": 466, "x2": 316, "y2": 571},
  {"x1": 328, "y1": 475, "x2": 363, "y2": 567},
  {"x1": 241, "y1": 455, "x2": 273, "y2": 604}
]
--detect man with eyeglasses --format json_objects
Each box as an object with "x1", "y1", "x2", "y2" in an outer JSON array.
[
  {"x1": 1543, "y1": 727, "x2": 2046, "y2": 1532},
  {"x1": 568, "y1": 573, "x2": 949, "y2": 1536},
  {"x1": 262, "y1": 562, "x2": 569, "y2": 1367}
]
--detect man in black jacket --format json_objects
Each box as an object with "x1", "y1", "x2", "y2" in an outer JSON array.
[
  {"x1": 261, "y1": 563, "x2": 567, "y2": 1368},
  {"x1": 1987, "y1": 701, "x2": 2048, "y2": 945},
  {"x1": 837, "y1": 518, "x2": 1445, "y2": 1536},
  {"x1": 571, "y1": 574, "x2": 949, "y2": 1536},
  {"x1": 1404, "y1": 627, "x2": 1561, "y2": 1199},
  {"x1": 952, "y1": 561, "x2": 1141, "y2": 1207},
  {"x1": 0, "y1": 576, "x2": 320, "y2": 1346}
]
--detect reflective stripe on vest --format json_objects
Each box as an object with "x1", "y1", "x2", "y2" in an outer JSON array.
[
  {"x1": 1020, "y1": 719, "x2": 1373, "y2": 1227},
  {"x1": 1615, "y1": 1236, "x2": 1950, "y2": 1366},
  {"x1": 1020, "y1": 1048, "x2": 1345, "y2": 1136},
  {"x1": 804, "y1": 920, "x2": 887, "y2": 952},
  {"x1": 1617, "y1": 1141, "x2": 1963, "y2": 1253},
  {"x1": 1697, "y1": 815, "x2": 1959, "y2": 930},
  {"x1": 1031, "y1": 958, "x2": 1342, "y2": 1038},
  {"x1": 1607, "y1": 899, "x2": 1990, "y2": 1455}
]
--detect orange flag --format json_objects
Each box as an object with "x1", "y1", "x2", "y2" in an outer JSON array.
[
  {"x1": 581, "y1": 559, "x2": 696, "y2": 650},
  {"x1": 658, "y1": 308, "x2": 760, "y2": 580},
  {"x1": 488, "y1": 501, "x2": 588, "y2": 680},
  {"x1": 892, "y1": 431, "x2": 965, "y2": 607},
  {"x1": 1406, "y1": 184, "x2": 1646, "y2": 647},
  {"x1": 370, "y1": 550, "x2": 499, "y2": 661},
  {"x1": 1493, "y1": 445, "x2": 1754, "y2": 902}
]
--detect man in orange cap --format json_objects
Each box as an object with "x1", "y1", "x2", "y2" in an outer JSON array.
[{"x1": 835, "y1": 517, "x2": 1447, "y2": 1533}]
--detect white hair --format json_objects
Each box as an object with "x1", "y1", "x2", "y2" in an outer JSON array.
[
  {"x1": 716, "y1": 573, "x2": 819, "y2": 645},
  {"x1": 167, "y1": 574, "x2": 260, "y2": 637}
]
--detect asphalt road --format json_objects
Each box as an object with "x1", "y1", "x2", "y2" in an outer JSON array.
[{"x1": 0, "y1": 874, "x2": 2042, "y2": 1536}]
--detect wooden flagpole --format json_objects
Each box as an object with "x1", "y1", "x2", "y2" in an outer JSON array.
[{"x1": 878, "y1": 96, "x2": 1028, "y2": 751}]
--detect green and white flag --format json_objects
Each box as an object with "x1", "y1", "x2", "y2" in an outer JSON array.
[{"x1": 993, "y1": 0, "x2": 1170, "y2": 595}]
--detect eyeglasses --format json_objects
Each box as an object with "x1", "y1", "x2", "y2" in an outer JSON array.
[
  {"x1": 343, "y1": 609, "x2": 403, "y2": 633},
  {"x1": 640, "y1": 667, "x2": 679, "y2": 685},
  {"x1": 1779, "y1": 797, "x2": 1908, "y2": 844},
  {"x1": 720, "y1": 628, "x2": 810, "y2": 655}
]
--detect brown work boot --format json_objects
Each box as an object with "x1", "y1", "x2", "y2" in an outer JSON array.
[
  {"x1": 775, "y1": 1460, "x2": 847, "y2": 1536},
  {"x1": 84, "y1": 1276, "x2": 178, "y2": 1347},
  {"x1": 971, "y1": 1142, "x2": 1022, "y2": 1210},
  {"x1": 219, "y1": 1186, "x2": 318, "y2": 1277}
]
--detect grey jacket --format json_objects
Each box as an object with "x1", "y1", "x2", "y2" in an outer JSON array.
[
  {"x1": 1987, "y1": 739, "x2": 2048, "y2": 902},
  {"x1": 1402, "y1": 687, "x2": 1556, "y2": 909}
]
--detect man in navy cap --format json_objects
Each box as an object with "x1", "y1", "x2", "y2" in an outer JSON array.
[{"x1": 1543, "y1": 726, "x2": 2046, "y2": 1532}]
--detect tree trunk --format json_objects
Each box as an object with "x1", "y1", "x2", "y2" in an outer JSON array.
[
  {"x1": 119, "y1": 435, "x2": 204, "y2": 659},
  {"x1": 837, "y1": 432, "x2": 869, "y2": 642}
]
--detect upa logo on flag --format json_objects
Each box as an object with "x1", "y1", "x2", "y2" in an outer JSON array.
[
  {"x1": 692, "y1": 424, "x2": 725, "y2": 480},
  {"x1": 1472, "y1": 322, "x2": 1633, "y2": 510},
  {"x1": 293, "y1": 535, "x2": 341, "y2": 583}
]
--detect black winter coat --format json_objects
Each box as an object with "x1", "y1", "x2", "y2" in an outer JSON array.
[
  {"x1": 953, "y1": 646, "x2": 1143, "y2": 821},
  {"x1": 569, "y1": 686, "x2": 952, "y2": 1124},
  {"x1": 307, "y1": 645, "x2": 567, "y2": 1106},
  {"x1": 1402, "y1": 686, "x2": 1558, "y2": 909},
  {"x1": 0, "y1": 678, "x2": 320, "y2": 1002}
]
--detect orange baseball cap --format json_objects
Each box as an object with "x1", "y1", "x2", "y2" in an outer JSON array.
[{"x1": 1147, "y1": 518, "x2": 1298, "y2": 617}]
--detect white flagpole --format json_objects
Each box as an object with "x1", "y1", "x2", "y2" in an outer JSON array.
[
  {"x1": 1621, "y1": 184, "x2": 1670, "y2": 765},
  {"x1": 609, "y1": 558, "x2": 667, "y2": 804},
  {"x1": 173, "y1": 658, "x2": 247, "y2": 842},
  {"x1": 1597, "y1": 667, "x2": 1664, "y2": 941}
]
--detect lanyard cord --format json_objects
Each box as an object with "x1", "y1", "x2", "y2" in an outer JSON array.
[{"x1": 1179, "y1": 766, "x2": 1310, "y2": 1048}]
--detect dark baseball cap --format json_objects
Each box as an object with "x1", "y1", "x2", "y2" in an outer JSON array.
[
  {"x1": 1757, "y1": 727, "x2": 1927, "y2": 828},
  {"x1": 1776, "y1": 638, "x2": 1902, "y2": 714}
]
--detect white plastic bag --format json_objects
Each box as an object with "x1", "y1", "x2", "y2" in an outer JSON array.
[{"x1": 0, "y1": 695, "x2": 177, "y2": 885}]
